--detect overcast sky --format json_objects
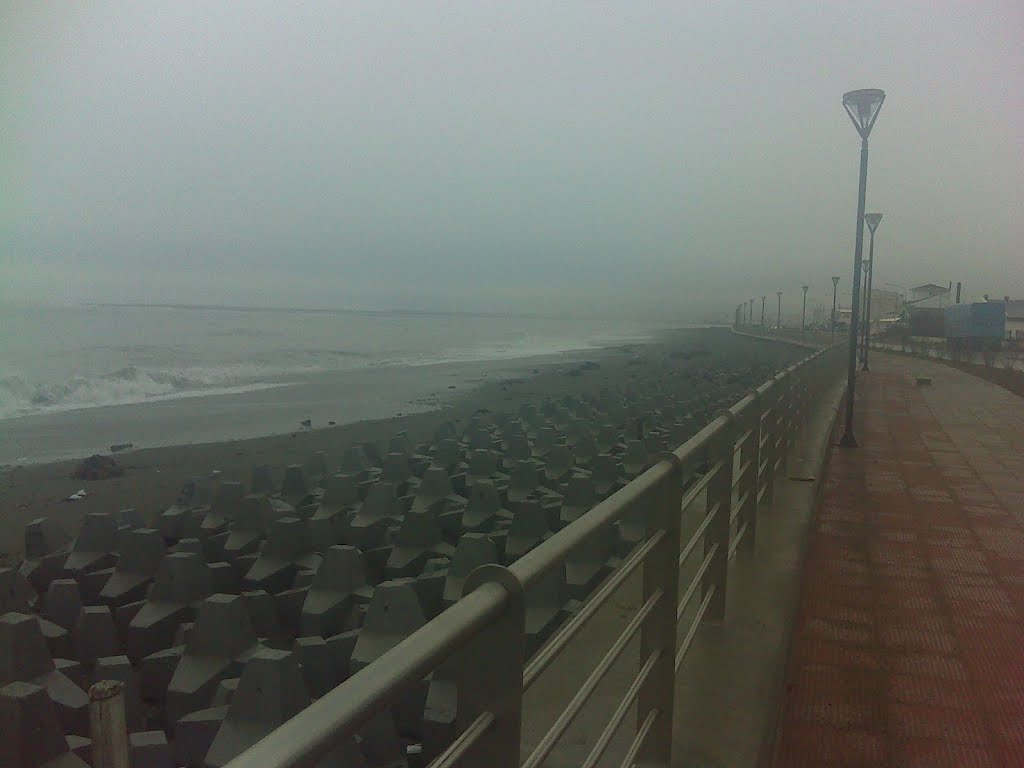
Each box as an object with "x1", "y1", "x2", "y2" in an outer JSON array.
[{"x1": 3, "y1": 2, "x2": 1022, "y2": 319}]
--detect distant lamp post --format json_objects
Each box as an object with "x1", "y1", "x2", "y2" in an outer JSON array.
[
  {"x1": 862, "y1": 213, "x2": 883, "y2": 370},
  {"x1": 860, "y1": 260, "x2": 871, "y2": 361},
  {"x1": 761, "y1": 296, "x2": 766, "y2": 327},
  {"x1": 801, "y1": 285, "x2": 809, "y2": 336},
  {"x1": 839, "y1": 87, "x2": 886, "y2": 448},
  {"x1": 776, "y1": 291, "x2": 782, "y2": 330},
  {"x1": 831, "y1": 276, "x2": 840, "y2": 342}
]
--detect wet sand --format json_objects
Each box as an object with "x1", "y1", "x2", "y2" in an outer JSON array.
[{"x1": 0, "y1": 328, "x2": 803, "y2": 561}]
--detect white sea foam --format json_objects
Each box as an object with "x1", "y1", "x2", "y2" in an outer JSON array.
[
  {"x1": 0, "y1": 366, "x2": 294, "y2": 418},
  {"x1": 0, "y1": 305, "x2": 663, "y2": 420}
]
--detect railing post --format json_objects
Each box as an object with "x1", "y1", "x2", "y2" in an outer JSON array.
[
  {"x1": 760, "y1": 383, "x2": 780, "y2": 506},
  {"x1": 89, "y1": 680, "x2": 130, "y2": 768},
  {"x1": 703, "y1": 414, "x2": 734, "y2": 622},
  {"x1": 789, "y1": 367, "x2": 806, "y2": 446},
  {"x1": 637, "y1": 456, "x2": 683, "y2": 765},
  {"x1": 737, "y1": 396, "x2": 759, "y2": 550},
  {"x1": 454, "y1": 565, "x2": 524, "y2": 767},
  {"x1": 779, "y1": 371, "x2": 798, "y2": 472}
]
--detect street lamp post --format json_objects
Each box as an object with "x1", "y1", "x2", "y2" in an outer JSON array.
[
  {"x1": 831, "y1": 276, "x2": 840, "y2": 343},
  {"x1": 761, "y1": 296, "x2": 766, "y2": 327},
  {"x1": 839, "y1": 87, "x2": 885, "y2": 448},
  {"x1": 801, "y1": 285, "x2": 809, "y2": 336},
  {"x1": 776, "y1": 291, "x2": 782, "y2": 331},
  {"x1": 860, "y1": 260, "x2": 871, "y2": 362},
  {"x1": 861, "y1": 213, "x2": 882, "y2": 370}
]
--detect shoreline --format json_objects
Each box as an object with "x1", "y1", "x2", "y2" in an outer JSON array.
[
  {"x1": 0, "y1": 340, "x2": 652, "y2": 467},
  {"x1": 0, "y1": 328, "x2": 804, "y2": 560}
]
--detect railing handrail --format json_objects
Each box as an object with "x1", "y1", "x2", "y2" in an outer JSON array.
[
  {"x1": 224, "y1": 582, "x2": 508, "y2": 768},
  {"x1": 225, "y1": 338, "x2": 840, "y2": 768}
]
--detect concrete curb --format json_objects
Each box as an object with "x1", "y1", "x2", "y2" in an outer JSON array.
[
  {"x1": 729, "y1": 328, "x2": 828, "y2": 352},
  {"x1": 757, "y1": 375, "x2": 847, "y2": 768}
]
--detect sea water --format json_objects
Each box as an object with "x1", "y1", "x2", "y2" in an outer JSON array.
[{"x1": 1, "y1": 304, "x2": 664, "y2": 462}]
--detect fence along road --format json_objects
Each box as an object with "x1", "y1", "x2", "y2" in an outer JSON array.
[{"x1": 224, "y1": 341, "x2": 846, "y2": 768}]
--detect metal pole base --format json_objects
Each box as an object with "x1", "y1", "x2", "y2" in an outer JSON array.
[{"x1": 839, "y1": 431, "x2": 858, "y2": 448}]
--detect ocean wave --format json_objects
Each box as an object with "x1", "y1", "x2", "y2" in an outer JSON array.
[{"x1": 0, "y1": 366, "x2": 291, "y2": 419}]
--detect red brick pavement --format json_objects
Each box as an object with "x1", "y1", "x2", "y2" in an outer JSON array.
[{"x1": 774, "y1": 355, "x2": 1024, "y2": 767}]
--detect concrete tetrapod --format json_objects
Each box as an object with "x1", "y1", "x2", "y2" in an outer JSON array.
[
  {"x1": 166, "y1": 593, "x2": 260, "y2": 728},
  {"x1": 0, "y1": 567, "x2": 37, "y2": 614},
  {"x1": 20, "y1": 517, "x2": 71, "y2": 594},
  {"x1": 565, "y1": 524, "x2": 617, "y2": 600},
  {"x1": 72, "y1": 605, "x2": 121, "y2": 665},
  {"x1": 300, "y1": 546, "x2": 369, "y2": 638},
  {"x1": 409, "y1": 465, "x2": 462, "y2": 517},
  {"x1": 0, "y1": 681, "x2": 89, "y2": 768},
  {"x1": 0, "y1": 612, "x2": 89, "y2": 736},
  {"x1": 309, "y1": 473, "x2": 360, "y2": 545},
  {"x1": 205, "y1": 647, "x2": 364, "y2": 768},
  {"x1": 503, "y1": 501, "x2": 551, "y2": 565},
  {"x1": 222, "y1": 495, "x2": 275, "y2": 562},
  {"x1": 63, "y1": 512, "x2": 118, "y2": 602},
  {"x1": 350, "y1": 579, "x2": 428, "y2": 738},
  {"x1": 441, "y1": 534, "x2": 498, "y2": 609},
  {"x1": 44, "y1": 579, "x2": 82, "y2": 632},
  {"x1": 204, "y1": 481, "x2": 246, "y2": 532},
  {"x1": 243, "y1": 517, "x2": 321, "y2": 593},
  {"x1": 559, "y1": 474, "x2": 596, "y2": 528},
  {"x1": 460, "y1": 479, "x2": 507, "y2": 534},
  {"x1": 385, "y1": 511, "x2": 453, "y2": 579},
  {"x1": 99, "y1": 527, "x2": 167, "y2": 606},
  {"x1": 348, "y1": 483, "x2": 403, "y2": 549},
  {"x1": 127, "y1": 552, "x2": 212, "y2": 660}
]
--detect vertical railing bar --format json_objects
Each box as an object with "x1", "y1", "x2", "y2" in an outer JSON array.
[
  {"x1": 579, "y1": 650, "x2": 662, "y2": 768},
  {"x1": 618, "y1": 708, "x2": 660, "y2": 768},
  {"x1": 523, "y1": 528, "x2": 665, "y2": 690},
  {"x1": 702, "y1": 411, "x2": 733, "y2": 623},
  {"x1": 520, "y1": 590, "x2": 663, "y2": 768},
  {"x1": 674, "y1": 585, "x2": 716, "y2": 672},
  {"x1": 676, "y1": 545, "x2": 717, "y2": 621},
  {"x1": 427, "y1": 712, "x2": 495, "y2": 768},
  {"x1": 678, "y1": 504, "x2": 717, "y2": 567},
  {"x1": 728, "y1": 521, "x2": 749, "y2": 559}
]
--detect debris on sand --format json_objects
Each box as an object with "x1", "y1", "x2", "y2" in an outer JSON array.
[
  {"x1": 72, "y1": 454, "x2": 123, "y2": 481},
  {"x1": 565, "y1": 360, "x2": 601, "y2": 377},
  {"x1": 110, "y1": 442, "x2": 134, "y2": 453},
  {"x1": 63, "y1": 489, "x2": 87, "y2": 502}
]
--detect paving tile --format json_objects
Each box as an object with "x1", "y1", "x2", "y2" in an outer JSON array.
[
  {"x1": 887, "y1": 702, "x2": 988, "y2": 744},
  {"x1": 772, "y1": 354, "x2": 1024, "y2": 766},
  {"x1": 890, "y1": 740, "x2": 1000, "y2": 768}
]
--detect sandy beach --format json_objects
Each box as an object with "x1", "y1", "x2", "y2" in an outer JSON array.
[{"x1": 0, "y1": 328, "x2": 803, "y2": 561}]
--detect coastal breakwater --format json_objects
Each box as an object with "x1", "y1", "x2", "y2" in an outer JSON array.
[{"x1": 0, "y1": 332, "x2": 804, "y2": 767}]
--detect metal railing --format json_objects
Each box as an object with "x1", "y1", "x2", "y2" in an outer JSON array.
[{"x1": 225, "y1": 341, "x2": 845, "y2": 768}]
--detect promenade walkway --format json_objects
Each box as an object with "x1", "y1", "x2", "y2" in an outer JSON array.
[{"x1": 774, "y1": 353, "x2": 1024, "y2": 766}]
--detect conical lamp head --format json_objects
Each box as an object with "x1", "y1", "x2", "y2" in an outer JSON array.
[
  {"x1": 843, "y1": 89, "x2": 885, "y2": 138},
  {"x1": 864, "y1": 213, "x2": 883, "y2": 232}
]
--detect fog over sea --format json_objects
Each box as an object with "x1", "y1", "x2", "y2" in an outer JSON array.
[{"x1": 1, "y1": 304, "x2": 669, "y2": 463}]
